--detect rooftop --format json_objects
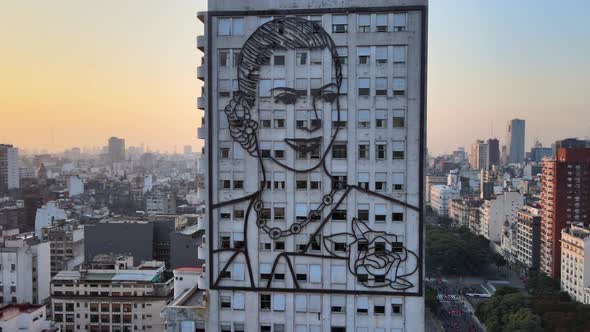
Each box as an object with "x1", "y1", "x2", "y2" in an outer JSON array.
[{"x1": 0, "y1": 304, "x2": 43, "y2": 321}]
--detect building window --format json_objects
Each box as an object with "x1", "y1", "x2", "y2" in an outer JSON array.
[
  {"x1": 218, "y1": 17, "x2": 244, "y2": 36},
  {"x1": 310, "y1": 173, "x2": 321, "y2": 189},
  {"x1": 358, "y1": 78, "x2": 370, "y2": 96},
  {"x1": 274, "y1": 55, "x2": 285, "y2": 66},
  {"x1": 260, "y1": 294, "x2": 271, "y2": 310},
  {"x1": 392, "y1": 303, "x2": 403, "y2": 314},
  {"x1": 392, "y1": 142, "x2": 405, "y2": 160},
  {"x1": 310, "y1": 49, "x2": 322, "y2": 65},
  {"x1": 376, "y1": 14, "x2": 388, "y2": 32},
  {"x1": 296, "y1": 265, "x2": 308, "y2": 282},
  {"x1": 295, "y1": 79, "x2": 308, "y2": 97},
  {"x1": 357, "y1": 205, "x2": 369, "y2": 221},
  {"x1": 220, "y1": 147, "x2": 230, "y2": 159},
  {"x1": 358, "y1": 14, "x2": 370, "y2": 32},
  {"x1": 393, "y1": 212, "x2": 404, "y2": 222},
  {"x1": 219, "y1": 50, "x2": 230, "y2": 67},
  {"x1": 357, "y1": 173, "x2": 369, "y2": 189},
  {"x1": 375, "y1": 205, "x2": 387, "y2": 222},
  {"x1": 220, "y1": 295, "x2": 231, "y2": 308},
  {"x1": 357, "y1": 47, "x2": 370, "y2": 65},
  {"x1": 356, "y1": 297, "x2": 369, "y2": 313},
  {"x1": 296, "y1": 52, "x2": 307, "y2": 65},
  {"x1": 376, "y1": 143, "x2": 387, "y2": 160},
  {"x1": 336, "y1": 47, "x2": 348, "y2": 65},
  {"x1": 218, "y1": 80, "x2": 231, "y2": 98},
  {"x1": 375, "y1": 173, "x2": 387, "y2": 191},
  {"x1": 332, "y1": 144, "x2": 347, "y2": 159},
  {"x1": 274, "y1": 207, "x2": 285, "y2": 221},
  {"x1": 375, "y1": 110, "x2": 387, "y2": 128},
  {"x1": 359, "y1": 144, "x2": 369, "y2": 159},
  {"x1": 393, "y1": 13, "x2": 407, "y2": 31},
  {"x1": 393, "y1": 77, "x2": 406, "y2": 96},
  {"x1": 331, "y1": 110, "x2": 347, "y2": 128},
  {"x1": 375, "y1": 78, "x2": 388, "y2": 96},
  {"x1": 375, "y1": 46, "x2": 388, "y2": 64},
  {"x1": 358, "y1": 110, "x2": 370, "y2": 128},
  {"x1": 393, "y1": 45, "x2": 406, "y2": 64},
  {"x1": 332, "y1": 15, "x2": 348, "y2": 33},
  {"x1": 393, "y1": 110, "x2": 405, "y2": 128}
]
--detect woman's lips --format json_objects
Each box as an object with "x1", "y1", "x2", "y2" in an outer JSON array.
[{"x1": 285, "y1": 136, "x2": 323, "y2": 153}]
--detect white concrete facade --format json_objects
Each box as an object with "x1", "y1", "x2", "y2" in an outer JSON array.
[
  {"x1": 0, "y1": 236, "x2": 50, "y2": 305},
  {"x1": 479, "y1": 191, "x2": 524, "y2": 243},
  {"x1": 200, "y1": 1, "x2": 426, "y2": 331},
  {"x1": 560, "y1": 225, "x2": 590, "y2": 304},
  {"x1": 430, "y1": 185, "x2": 459, "y2": 218}
]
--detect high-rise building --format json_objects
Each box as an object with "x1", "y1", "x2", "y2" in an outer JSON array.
[
  {"x1": 108, "y1": 137, "x2": 126, "y2": 163},
  {"x1": 199, "y1": 1, "x2": 427, "y2": 330},
  {"x1": 0, "y1": 144, "x2": 19, "y2": 194},
  {"x1": 487, "y1": 138, "x2": 500, "y2": 168},
  {"x1": 469, "y1": 140, "x2": 489, "y2": 170},
  {"x1": 540, "y1": 147, "x2": 590, "y2": 278},
  {"x1": 506, "y1": 119, "x2": 525, "y2": 164}
]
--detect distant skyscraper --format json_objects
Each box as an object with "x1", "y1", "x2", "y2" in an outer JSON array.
[
  {"x1": 487, "y1": 138, "x2": 500, "y2": 168},
  {"x1": 470, "y1": 140, "x2": 489, "y2": 170},
  {"x1": 108, "y1": 137, "x2": 125, "y2": 162},
  {"x1": 540, "y1": 147, "x2": 590, "y2": 278},
  {"x1": 0, "y1": 144, "x2": 19, "y2": 193},
  {"x1": 506, "y1": 119, "x2": 525, "y2": 164}
]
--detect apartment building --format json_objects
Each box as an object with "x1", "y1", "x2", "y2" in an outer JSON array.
[
  {"x1": 0, "y1": 231, "x2": 50, "y2": 305},
  {"x1": 540, "y1": 147, "x2": 590, "y2": 278},
  {"x1": 479, "y1": 191, "x2": 524, "y2": 243},
  {"x1": 50, "y1": 256, "x2": 173, "y2": 332},
  {"x1": 40, "y1": 220, "x2": 84, "y2": 276},
  {"x1": 198, "y1": 0, "x2": 427, "y2": 330},
  {"x1": 514, "y1": 205, "x2": 541, "y2": 270},
  {"x1": 560, "y1": 225, "x2": 590, "y2": 304}
]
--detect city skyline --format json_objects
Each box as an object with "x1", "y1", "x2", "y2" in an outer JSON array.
[{"x1": 1, "y1": 0, "x2": 590, "y2": 154}]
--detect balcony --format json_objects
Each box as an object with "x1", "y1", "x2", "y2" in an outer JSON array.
[
  {"x1": 197, "y1": 96, "x2": 206, "y2": 110},
  {"x1": 197, "y1": 35, "x2": 206, "y2": 52},
  {"x1": 197, "y1": 65, "x2": 206, "y2": 81}
]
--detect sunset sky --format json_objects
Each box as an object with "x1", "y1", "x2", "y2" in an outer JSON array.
[{"x1": 1, "y1": 0, "x2": 589, "y2": 155}]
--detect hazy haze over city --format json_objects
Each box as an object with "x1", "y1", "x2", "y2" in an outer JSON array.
[{"x1": 1, "y1": 0, "x2": 589, "y2": 154}]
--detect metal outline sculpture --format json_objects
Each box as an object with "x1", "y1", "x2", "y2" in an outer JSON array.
[{"x1": 209, "y1": 14, "x2": 424, "y2": 295}]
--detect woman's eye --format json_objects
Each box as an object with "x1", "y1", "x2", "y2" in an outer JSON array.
[
  {"x1": 319, "y1": 91, "x2": 337, "y2": 103},
  {"x1": 274, "y1": 93, "x2": 298, "y2": 105}
]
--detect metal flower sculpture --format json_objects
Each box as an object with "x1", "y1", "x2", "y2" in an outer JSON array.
[{"x1": 323, "y1": 218, "x2": 419, "y2": 290}]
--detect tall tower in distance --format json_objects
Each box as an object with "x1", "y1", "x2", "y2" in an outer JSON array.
[
  {"x1": 108, "y1": 137, "x2": 126, "y2": 163},
  {"x1": 198, "y1": 0, "x2": 427, "y2": 330},
  {"x1": 0, "y1": 144, "x2": 20, "y2": 194},
  {"x1": 487, "y1": 138, "x2": 500, "y2": 169},
  {"x1": 506, "y1": 119, "x2": 525, "y2": 164}
]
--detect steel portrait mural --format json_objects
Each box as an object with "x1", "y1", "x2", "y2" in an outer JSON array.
[{"x1": 210, "y1": 17, "x2": 420, "y2": 295}]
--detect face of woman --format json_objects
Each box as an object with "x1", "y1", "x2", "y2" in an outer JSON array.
[{"x1": 254, "y1": 50, "x2": 341, "y2": 172}]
